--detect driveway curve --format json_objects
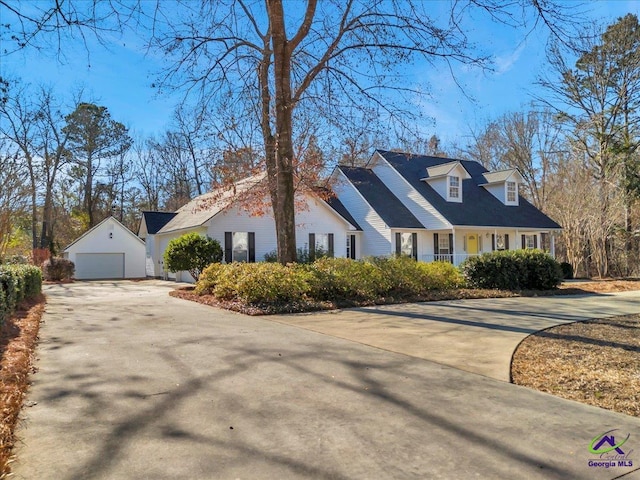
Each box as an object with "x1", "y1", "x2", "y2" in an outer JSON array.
[
  {"x1": 271, "y1": 290, "x2": 640, "y2": 381},
  {"x1": 13, "y1": 281, "x2": 640, "y2": 480}
]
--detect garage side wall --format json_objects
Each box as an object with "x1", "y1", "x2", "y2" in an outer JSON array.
[{"x1": 65, "y1": 218, "x2": 146, "y2": 279}]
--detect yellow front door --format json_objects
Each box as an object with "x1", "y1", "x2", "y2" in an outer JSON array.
[{"x1": 467, "y1": 234, "x2": 478, "y2": 255}]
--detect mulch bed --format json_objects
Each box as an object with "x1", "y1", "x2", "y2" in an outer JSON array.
[
  {"x1": 511, "y1": 314, "x2": 640, "y2": 417},
  {"x1": 0, "y1": 295, "x2": 45, "y2": 478},
  {"x1": 169, "y1": 287, "x2": 521, "y2": 315}
]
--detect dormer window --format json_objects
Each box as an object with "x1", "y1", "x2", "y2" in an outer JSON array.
[
  {"x1": 421, "y1": 160, "x2": 470, "y2": 203},
  {"x1": 506, "y1": 181, "x2": 517, "y2": 203},
  {"x1": 480, "y1": 168, "x2": 523, "y2": 206},
  {"x1": 449, "y1": 176, "x2": 460, "y2": 199}
]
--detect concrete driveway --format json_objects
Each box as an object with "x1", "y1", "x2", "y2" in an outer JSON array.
[
  {"x1": 271, "y1": 291, "x2": 640, "y2": 381},
  {"x1": 13, "y1": 281, "x2": 640, "y2": 480}
]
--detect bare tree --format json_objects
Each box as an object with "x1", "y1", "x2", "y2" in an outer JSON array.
[
  {"x1": 460, "y1": 110, "x2": 564, "y2": 209},
  {"x1": 539, "y1": 14, "x2": 640, "y2": 276},
  {"x1": 146, "y1": 0, "x2": 574, "y2": 263},
  {"x1": 0, "y1": 80, "x2": 40, "y2": 249},
  {"x1": 130, "y1": 135, "x2": 162, "y2": 211},
  {"x1": 0, "y1": 141, "x2": 29, "y2": 256}
]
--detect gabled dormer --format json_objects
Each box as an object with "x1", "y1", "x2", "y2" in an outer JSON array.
[
  {"x1": 420, "y1": 161, "x2": 471, "y2": 203},
  {"x1": 479, "y1": 169, "x2": 524, "y2": 206}
]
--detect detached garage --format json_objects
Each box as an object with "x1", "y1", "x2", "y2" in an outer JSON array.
[{"x1": 63, "y1": 217, "x2": 146, "y2": 280}]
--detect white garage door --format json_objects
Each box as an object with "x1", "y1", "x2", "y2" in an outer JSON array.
[{"x1": 75, "y1": 253, "x2": 125, "y2": 280}]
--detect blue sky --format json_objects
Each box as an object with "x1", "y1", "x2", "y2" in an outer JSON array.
[{"x1": 3, "y1": 1, "x2": 640, "y2": 148}]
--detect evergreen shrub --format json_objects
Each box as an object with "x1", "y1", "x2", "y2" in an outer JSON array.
[{"x1": 461, "y1": 250, "x2": 562, "y2": 290}]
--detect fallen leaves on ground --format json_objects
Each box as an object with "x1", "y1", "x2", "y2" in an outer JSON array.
[
  {"x1": 511, "y1": 314, "x2": 640, "y2": 417},
  {"x1": 0, "y1": 295, "x2": 45, "y2": 478}
]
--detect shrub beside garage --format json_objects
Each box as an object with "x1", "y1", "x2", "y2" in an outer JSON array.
[{"x1": 0, "y1": 265, "x2": 43, "y2": 326}]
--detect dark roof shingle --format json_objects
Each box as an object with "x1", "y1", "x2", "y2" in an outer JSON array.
[
  {"x1": 141, "y1": 211, "x2": 177, "y2": 234},
  {"x1": 339, "y1": 166, "x2": 423, "y2": 229},
  {"x1": 376, "y1": 150, "x2": 561, "y2": 229}
]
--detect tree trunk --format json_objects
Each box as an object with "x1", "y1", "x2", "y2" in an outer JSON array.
[{"x1": 268, "y1": 0, "x2": 297, "y2": 264}]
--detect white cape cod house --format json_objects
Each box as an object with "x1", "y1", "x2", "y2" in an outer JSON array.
[
  {"x1": 139, "y1": 150, "x2": 561, "y2": 281},
  {"x1": 330, "y1": 150, "x2": 561, "y2": 265}
]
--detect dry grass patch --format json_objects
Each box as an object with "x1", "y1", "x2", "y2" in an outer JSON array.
[
  {"x1": 0, "y1": 295, "x2": 45, "y2": 478},
  {"x1": 511, "y1": 314, "x2": 640, "y2": 417}
]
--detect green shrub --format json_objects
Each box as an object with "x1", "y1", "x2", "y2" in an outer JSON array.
[
  {"x1": 461, "y1": 250, "x2": 562, "y2": 290},
  {"x1": 415, "y1": 261, "x2": 464, "y2": 290},
  {"x1": 194, "y1": 262, "x2": 226, "y2": 295},
  {"x1": 234, "y1": 263, "x2": 312, "y2": 303},
  {"x1": 560, "y1": 261, "x2": 573, "y2": 280},
  {"x1": 0, "y1": 287, "x2": 6, "y2": 326},
  {"x1": 0, "y1": 269, "x2": 18, "y2": 314},
  {"x1": 306, "y1": 257, "x2": 387, "y2": 301},
  {"x1": 196, "y1": 262, "x2": 312, "y2": 304},
  {"x1": 0, "y1": 265, "x2": 42, "y2": 326},
  {"x1": 164, "y1": 233, "x2": 223, "y2": 280},
  {"x1": 43, "y1": 257, "x2": 75, "y2": 281}
]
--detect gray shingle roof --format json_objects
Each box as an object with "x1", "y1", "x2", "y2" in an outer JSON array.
[
  {"x1": 158, "y1": 174, "x2": 266, "y2": 234},
  {"x1": 141, "y1": 211, "x2": 177, "y2": 235},
  {"x1": 376, "y1": 150, "x2": 561, "y2": 229},
  {"x1": 339, "y1": 166, "x2": 424, "y2": 229}
]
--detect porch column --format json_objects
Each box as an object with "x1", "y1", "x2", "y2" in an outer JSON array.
[
  {"x1": 452, "y1": 228, "x2": 456, "y2": 265},
  {"x1": 550, "y1": 232, "x2": 556, "y2": 258}
]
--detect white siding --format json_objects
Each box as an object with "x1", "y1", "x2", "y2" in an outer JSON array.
[
  {"x1": 333, "y1": 169, "x2": 392, "y2": 257},
  {"x1": 483, "y1": 183, "x2": 505, "y2": 204},
  {"x1": 208, "y1": 194, "x2": 354, "y2": 260},
  {"x1": 371, "y1": 158, "x2": 450, "y2": 230},
  {"x1": 152, "y1": 191, "x2": 357, "y2": 283}
]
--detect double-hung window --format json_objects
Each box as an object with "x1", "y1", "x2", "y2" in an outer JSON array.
[
  {"x1": 521, "y1": 234, "x2": 537, "y2": 250},
  {"x1": 449, "y1": 175, "x2": 460, "y2": 199},
  {"x1": 224, "y1": 232, "x2": 255, "y2": 263},
  {"x1": 506, "y1": 181, "x2": 517, "y2": 203},
  {"x1": 309, "y1": 233, "x2": 334, "y2": 260},
  {"x1": 395, "y1": 232, "x2": 417, "y2": 260}
]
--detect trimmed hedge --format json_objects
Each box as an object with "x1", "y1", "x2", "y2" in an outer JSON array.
[
  {"x1": 0, "y1": 265, "x2": 42, "y2": 326},
  {"x1": 460, "y1": 250, "x2": 563, "y2": 290},
  {"x1": 196, "y1": 256, "x2": 464, "y2": 305}
]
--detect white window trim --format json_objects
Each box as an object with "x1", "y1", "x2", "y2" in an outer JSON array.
[
  {"x1": 447, "y1": 175, "x2": 462, "y2": 202},
  {"x1": 506, "y1": 181, "x2": 518, "y2": 205},
  {"x1": 232, "y1": 232, "x2": 249, "y2": 262},
  {"x1": 525, "y1": 234, "x2": 536, "y2": 249}
]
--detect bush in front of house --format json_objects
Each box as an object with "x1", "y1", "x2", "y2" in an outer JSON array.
[
  {"x1": 196, "y1": 262, "x2": 312, "y2": 303},
  {"x1": 42, "y1": 257, "x2": 75, "y2": 281},
  {"x1": 195, "y1": 256, "x2": 466, "y2": 306},
  {"x1": 306, "y1": 257, "x2": 388, "y2": 301},
  {"x1": 461, "y1": 250, "x2": 563, "y2": 290},
  {"x1": 164, "y1": 233, "x2": 223, "y2": 281},
  {"x1": 0, "y1": 265, "x2": 42, "y2": 326},
  {"x1": 560, "y1": 261, "x2": 573, "y2": 280},
  {"x1": 415, "y1": 260, "x2": 465, "y2": 290}
]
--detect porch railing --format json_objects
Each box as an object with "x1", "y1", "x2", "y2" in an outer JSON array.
[{"x1": 420, "y1": 253, "x2": 481, "y2": 266}]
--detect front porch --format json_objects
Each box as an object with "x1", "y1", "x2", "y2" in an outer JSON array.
[{"x1": 416, "y1": 228, "x2": 558, "y2": 267}]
